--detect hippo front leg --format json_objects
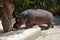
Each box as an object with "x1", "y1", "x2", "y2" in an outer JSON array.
[
  {"x1": 25, "y1": 20, "x2": 35, "y2": 29},
  {"x1": 25, "y1": 23, "x2": 33, "y2": 29}
]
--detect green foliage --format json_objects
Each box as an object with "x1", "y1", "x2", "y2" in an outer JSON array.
[
  {"x1": 0, "y1": 0, "x2": 60, "y2": 17},
  {"x1": 50, "y1": 6, "x2": 60, "y2": 15}
]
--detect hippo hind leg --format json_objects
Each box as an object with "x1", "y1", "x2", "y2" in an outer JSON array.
[
  {"x1": 47, "y1": 22, "x2": 54, "y2": 29},
  {"x1": 51, "y1": 22, "x2": 54, "y2": 28}
]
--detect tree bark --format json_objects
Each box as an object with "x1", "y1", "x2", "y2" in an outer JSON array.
[{"x1": 2, "y1": 0, "x2": 14, "y2": 32}]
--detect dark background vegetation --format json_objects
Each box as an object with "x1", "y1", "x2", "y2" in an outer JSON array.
[{"x1": 0, "y1": 0, "x2": 60, "y2": 17}]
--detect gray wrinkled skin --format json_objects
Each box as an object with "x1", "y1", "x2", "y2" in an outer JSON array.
[{"x1": 13, "y1": 9, "x2": 54, "y2": 29}]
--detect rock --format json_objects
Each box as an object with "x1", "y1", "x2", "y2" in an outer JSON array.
[{"x1": 0, "y1": 27, "x2": 41, "y2": 40}]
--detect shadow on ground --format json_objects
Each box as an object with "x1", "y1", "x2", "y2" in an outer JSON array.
[{"x1": 40, "y1": 26, "x2": 49, "y2": 30}]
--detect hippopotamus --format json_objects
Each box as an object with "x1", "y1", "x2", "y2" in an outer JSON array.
[{"x1": 13, "y1": 9, "x2": 54, "y2": 30}]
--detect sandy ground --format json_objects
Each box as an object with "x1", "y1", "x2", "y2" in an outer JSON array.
[{"x1": 35, "y1": 28, "x2": 60, "y2": 40}]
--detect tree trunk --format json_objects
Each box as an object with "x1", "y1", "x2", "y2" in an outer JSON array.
[{"x1": 2, "y1": 0, "x2": 14, "y2": 32}]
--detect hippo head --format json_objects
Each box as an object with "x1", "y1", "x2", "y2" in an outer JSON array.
[{"x1": 13, "y1": 16, "x2": 24, "y2": 29}]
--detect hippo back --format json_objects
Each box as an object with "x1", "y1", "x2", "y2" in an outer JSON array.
[{"x1": 20, "y1": 9, "x2": 54, "y2": 21}]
